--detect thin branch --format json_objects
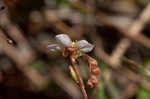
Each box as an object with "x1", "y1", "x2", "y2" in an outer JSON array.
[
  {"x1": 96, "y1": 11, "x2": 150, "y2": 48},
  {"x1": 97, "y1": 3, "x2": 150, "y2": 66},
  {"x1": 0, "y1": 28, "x2": 45, "y2": 90},
  {"x1": 109, "y1": 38, "x2": 130, "y2": 67}
]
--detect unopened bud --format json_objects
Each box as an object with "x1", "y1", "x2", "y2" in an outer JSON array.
[
  {"x1": 92, "y1": 67, "x2": 100, "y2": 75},
  {"x1": 87, "y1": 80, "x2": 93, "y2": 88},
  {"x1": 89, "y1": 76, "x2": 98, "y2": 84},
  {"x1": 87, "y1": 57, "x2": 100, "y2": 75}
]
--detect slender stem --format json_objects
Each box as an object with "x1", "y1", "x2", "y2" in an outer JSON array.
[
  {"x1": 82, "y1": 54, "x2": 92, "y2": 78},
  {"x1": 70, "y1": 56, "x2": 88, "y2": 99}
]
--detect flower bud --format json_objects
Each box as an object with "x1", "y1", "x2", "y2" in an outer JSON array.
[
  {"x1": 87, "y1": 57, "x2": 100, "y2": 74},
  {"x1": 89, "y1": 76, "x2": 98, "y2": 84},
  {"x1": 86, "y1": 80, "x2": 93, "y2": 88},
  {"x1": 91, "y1": 67, "x2": 100, "y2": 75}
]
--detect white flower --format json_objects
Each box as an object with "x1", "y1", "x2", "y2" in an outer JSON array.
[{"x1": 48, "y1": 34, "x2": 94, "y2": 53}]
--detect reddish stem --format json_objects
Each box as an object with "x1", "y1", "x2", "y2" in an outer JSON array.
[{"x1": 70, "y1": 56, "x2": 88, "y2": 99}]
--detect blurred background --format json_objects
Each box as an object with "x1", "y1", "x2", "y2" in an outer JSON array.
[{"x1": 0, "y1": 0, "x2": 150, "y2": 99}]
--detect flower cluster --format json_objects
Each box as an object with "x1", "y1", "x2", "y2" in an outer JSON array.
[{"x1": 48, "y1": 34, "x2": 100, "y2": 88}]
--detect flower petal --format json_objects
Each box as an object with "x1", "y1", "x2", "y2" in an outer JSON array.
[
  {"x1": 74, "y1": 40, "x2": 94, "y2": 53},
  {"x1": 47, "y1": 44, "x2": 62, "y2": 52},
  {"x1": 55, "y1": 34, "x2": 72, "y2": 46}
]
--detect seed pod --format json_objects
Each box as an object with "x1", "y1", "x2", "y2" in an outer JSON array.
[{"x1": 69, "y1": 65, "x2": 78, "y2": 83}]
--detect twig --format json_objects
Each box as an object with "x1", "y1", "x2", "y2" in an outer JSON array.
[
  {"x1": 109, "y1": 38, "x2": 130, "y2": 67},
  {"x1": 97, "y1": 3, "x2": 150, "y2": 67},
  {"x1": 43, "y1": 9, "x2": 83, "y2": 39},
  {"x1": 96, "y1": 11, "x2": 150, "y2": 48},
  {"x1": 93, "y1": 35, "x2": 150, "y2": 92},
  {"x1": 0, "y1": 28, "x2": 45, "y2": 90}
]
